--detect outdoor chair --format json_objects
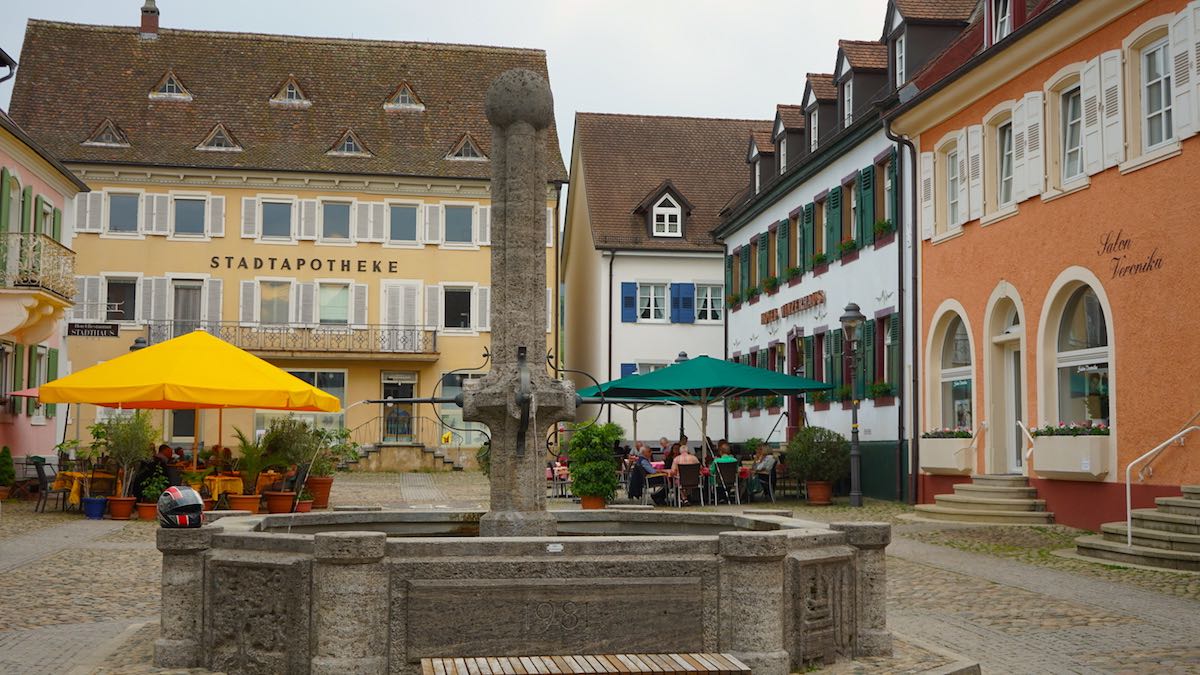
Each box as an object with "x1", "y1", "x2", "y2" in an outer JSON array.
[
  {"x1": 711, "y1": 461, "x2": 741, "y2": 505},
  {"x1": 751, "y1": 463, "x2": 777, "y2": 503},
  {"x1": 674, "y1": 462, "x2": 704, "y2": 507},
  {"x1": 164, "y1": 464, "x2": 183, "y2": 487},
  {"x1": 32, "y1": 460, "x2": 68, "y2": 513},
  {"x1": 89, "y1": 469, "x2": 117, "y2": 498}
]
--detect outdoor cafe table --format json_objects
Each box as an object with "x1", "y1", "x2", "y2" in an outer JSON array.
[
  {"x1": 53, "y1": 470, "x2": 117, "y2": 507},
  {"x1": 202, "y1": 471, "x2": 283, "y2": 499}
]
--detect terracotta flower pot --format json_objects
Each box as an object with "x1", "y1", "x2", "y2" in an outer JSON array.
[
  {"x1": 579, "y1": 495, "x2": 606, "y2": 510},
  {"x1": 135, "y1": 502, "x2": 158, "y2": 521},
  {"x1": 226, "y1": 493, "x2": 262, "y2": 514},
  {"x1": 264, "y1": 491, "x2": 296, "y2": 514},
  {"x1": 305, "y1": 475, "x2": 334, "y2": 509},
  {"x1": 203, "y1": 498, "x2": 217, "y2": 511},
  {"x1": 0, "y1": 486, "x2": 11, "y2": 500},
  {"x1": 805, "y1": 480, "x2": 834, "y2": 506},
  {"x1": 295, "y1": 499, "x2": 314, "y2": 513},
  {"x1": 107, "y1": 496, "x2": 137, "y2": 520}
]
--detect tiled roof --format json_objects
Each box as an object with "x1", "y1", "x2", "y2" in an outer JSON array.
[
  {"x1": 751, "y1": 130, "x2": 776, "y2": 154},
  {"x1": 894, "y1": 0, "x2": 977, "y2": 23},
  {"x1": 839, "y1": 40, "x2": 889, "y2": 72},
  {"x1": 574, "y1": 112, "x2": 770, "y2": 252},
  {"x1": 807, "y1": 73, "x2": 838, "y2": 101},
  {"x1": 775, "y1": 105, "x2": 806, "y2": 131},
  {"x1": 8, "y1": 20, "x2": 567, "y2": 181}
]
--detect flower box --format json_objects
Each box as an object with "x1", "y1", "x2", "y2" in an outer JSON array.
[
  {"x1": 811, "y1": 401, "x2": 830, "y2": 412},
  {"x1": 874, "y1": 232, "x2": 896, "y2": 248},
  {"x1": 919, "y1": 437, "x2": 974, "y2": 475},
  {"x1": 731, "y1": 303, "x2": 742, "y2": 313},
  {"x1": 839, "y1": 250, "x2": 860, "y2": 264},
  {"x1": 767, "y1": 406, "x2": 781, "y2": 415},
  {"x1": 1031, "y1": 434, "x2": 1111, "y2": 481},
  {"x1": 749, "y1": 408, "x2": 761, "y2": 417},
  {"x1": 871, "y1": 396, "x2": 895, "y2": 407},
  {"x1": 787, "y1": 277, "x2": 802, "y2": 287},
  {"x1": 766, "y1": 287, "x2": 779, "y2": 296},
  {"x1": 841, "y1": 401, "x2": 855, "y2": 410},
  {"x1": 748, "y1": 295, "x2": 760, "y2": 305},
  {"x1": 813, "y1": 263, "x2": 830, "y2": 276},
  {"x1": 731, "y1": 411, "x2": 742, "y2": 419}
]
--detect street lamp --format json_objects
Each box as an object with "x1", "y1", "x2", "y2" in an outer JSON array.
[
  {"x1": 129, "y1": 337, "x2": 148, "y2": 352},
  {"x1": 674, "y1": 351, "x2": 689, "y2": 441},
  {"x1": 839, "y1": 302, "x2": 866, "y2": 508}
]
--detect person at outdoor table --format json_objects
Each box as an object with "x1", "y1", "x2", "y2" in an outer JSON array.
[
  {"x1": 663, "y1": 443, "x2": 680, "y2": 471},
  {"x1": 709, "y1": 442, "x2": 739, "y2": 502},
  {"x1": 173, "y1": 448, "x2": 186, "y2": 463},
  {"x1": 670, "y1": 446, "x2": 701, "y2": 505},
  {"x1": 154, "y1": 444, "x2": 174, "y2": 466},
  {"x1": 748, "y1": 447, "x2": 777, "y2": 500},
  {"x1": 657, "y1": 436, "x2": 671, "y2": 456}
]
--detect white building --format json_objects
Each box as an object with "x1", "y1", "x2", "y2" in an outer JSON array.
[{"x1": 562, "y1": 112, "x2": 769, "y2": 443}]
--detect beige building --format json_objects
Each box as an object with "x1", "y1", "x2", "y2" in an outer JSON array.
[{"x1": 8, "y1": 8, "x2": 566, "y2": 465}]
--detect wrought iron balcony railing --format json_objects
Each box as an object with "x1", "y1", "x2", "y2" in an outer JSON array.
[
  {"x1": 1, "y1": 232, "x2": 76, "y2": 300},
  {"x1": 145, "y1": 321, "x2": 438, "y2": 355}
]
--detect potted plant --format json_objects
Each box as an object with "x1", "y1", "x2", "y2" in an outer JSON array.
[
  {"x1": 566, "y1": 422, "x2": 623, "y2": 509},
  {"x1": 70, "y1": 435, "x2": 106, "y2": 519},
  {"x1": 874, "y1": 218, "x2": 894, "y2": 239},
  {"x1": 838, "y1": 239, "x2": 859, "y2": 258},
  {"x1": 295, "y1": 487, "x2": 315, "y2": 513},
  {"x1": 306, "y1": 427, "x2": 358, "y2": 509},
  {"x1": 919, "y1": 428, "x2": 974, "y2": 474},
  {"x1": 868, "y1": 382, "x2": 895, "y2": 406},
  {"x1": 746, "y1": 286, "x2": 762, "y2": 303},
  {"x1": 785, "y1": 426, "x2": 849, "y2": 505},
  {"x1": 835, "y1": 385, "x2": 852, "y2": 403},
  {"x1": 0, "y1": 446, "x2": 14, "y2": 500},
  {"x1": 727, "y1": 290, "x2": 742, "y2": 308},
  {"x1": 136, "y1": 464, "x2": 169, "y2": 521},
  {"x1": 228, "y1": 427, "x2": 281, "y2": 513},
  {"x1": 763, "y1": 276, "x2": 780, "y2": 294},
  {"x1": 1030, "y1": 422, "x2": 1111, "y2": 481},
  {"x1": 93, "y1": 411, "x2": 159, "y2": 520},
  {"x1": 261, "y1": 416, "x2": 317, "y2": 513},
  {"x1": 783, "y1": 266, "x2": 802, "y2": 284},
  {"x1": 727, "y1": 397, "x2": 744, "y2": 417}
]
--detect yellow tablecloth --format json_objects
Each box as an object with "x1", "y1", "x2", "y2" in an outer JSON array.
[
  {"x1": 202, "y1": 471, "x2": 284, "y2": 500},
  {"x1": 53, "y1": 471, "x2": 117, "y2": 507}
]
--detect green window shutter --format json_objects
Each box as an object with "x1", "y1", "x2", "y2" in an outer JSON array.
[
  {"x1": 757, "y1": 232, "x2": 769, "y2": 283},
  {"x1": 887, "y1": 147, "x2": 899, "y2": 231},
  {"x1": 862, "y1": 319, "x2": 875, "y2": 395},
  {"x1": 725, "y1": 254, "x2": 733, "y2": 295},
  {"x1": 20, "y1": 185, "x2": 33, "y2": 233},
  {"x1": 860, "y1": 166, "x2": 876, "y2": 247},
  {"x1": 12, "y1": 344, "x2": 24, "y2": 392},
  {"x1": 52, "y1": 208, "x2": 62, "y2": 242},
  {"x1": 803, "y1": 335, "x2": 815, "y2": 378},
  {"x1": 46, "y1": 348, "x2": 58, "y2": 417},
  {"x1": 802, "y1": 203, "x2": 815, "y2": 270},
  {"x1": 34, "y1": 195, "x2": 46, "y2": 235},
  {"x1": 776, "y1": 219, "x2": 789, "y2": 276},
  {"x1": 826, "y1": 187, "x2": 842, "y2": 258},
  {"x1": 830, "y1": 330, "x2": 843, "y2": 390},
  {"x1": 740, "y1": 246, "x2": 751, "y2": 294},
  {"x1": 0, "y1": 168, "x2": 10, "y2": 234},
  {"x1": 889, "y1": 313, "x2": 902, "y2": 388},
  {"x1": 25, "y1": 347, "x2": 36, "y2": 416}
]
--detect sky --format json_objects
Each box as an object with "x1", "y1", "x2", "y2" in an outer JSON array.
[{"x1": 0, "y1": 0, "x2": 887, "y2": 163}]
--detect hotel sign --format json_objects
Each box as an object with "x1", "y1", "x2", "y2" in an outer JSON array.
[
  {"x1": 760, "y1": 290, "x2": 825, "y2": 325},
  {"x1": 68, "y1": 323, "x2": 119, "y2": 337}
]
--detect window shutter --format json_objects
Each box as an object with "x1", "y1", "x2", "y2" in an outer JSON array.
[
  {"x1": 370, "y1": 203, "x2": 385, "y2": 242},
  {"x1": 724, "y1": 255, "x2": 733, "y2": 293},
  {"x1": 298, "y1": 283, "x2": 316, "y2": 325},
  {"x1": 241, "y1": 197, "x2": 258, "y2": 238},
  {"x1": 1011, "y1": 98, "x2": 1027, "y2": 202},
  {"x1": 803, "y1": 336, "x2": 814, "y2": 378},
  {"x1": 84, "y1": 276, "x2": 102, "y2": 321},
  {"x1": 478, "y1": 206, "x2": 491, "y2": 245},
  {"x1": 70, "y1": 276, "x2": 85, "y2": 320},
  {"x1": 153, "y1": 194, "x2": 170, "y2": 234},
  {"x1": 45, "y1": 348, "x2": 58, "y2": 418},
  {"x1": 620, "y1": 282, "x2": 637, "y2": 323},
  {"x1": 140, "y1": 277, "x2": 155, "y2": 322},
  {"x1": 11, "y1": 345, "x2": 23, "y2": 395},
  {"x1": 826, "y1": 186, "x2": 842, "y2": 255},
  {"x1": 546, "y1": 288, "x2": 553, "y2": 333},
  {"x1": 966, "y1": 125, "x2": 983, "y2": 221},
  {"x1": 757, "y1": 232, "x2": 769, "y2": 280},
  {"x1": 137, "y1": 193, "x2": 151, "y2": 235},
  {"x1": 1170, "y1": 11, "x2": 1197, "y2": 140},
  {"x1": 863, "y1": 318, "x2": 875, "y2": 387},
  {"x1": 25, "y1": 348, "x2": 36, "y2": 416},
  {"x1": 1192, "y1": 1, "x2": 1200, "y2": 132},
  {"x1": 888, "y1": 147, "x2": 900, "y2": 228},
  {"x1": 86, "y1": 193, "x2": 104, "y2": 232},
  {"x1": 207, "y1": 196, "x2": 225, "y2": 237},
  {"x1": 424, "y1": 204, "x2": 442, "y2": 244},
  {"x1": 33, "y1": 195, "x2": 45, "y2": 234},
  {"x1": 68, "y1": 192, "x2": 82, "y2": 234},
  {"x1": 620, "y1": 363, "x2": 637, "y2": 379},
  {"x1": 831, "y1": 330, "x2": 843, "y2": 390},
  {"x1": 52, "y1": 207, "x2": 62, "y2": 242},
  {"x1": 351, "y1": 283, "x2": 368, "y2": 328},
  {"x1": 402, "y1": 285, "x2": 418, "y2": 326},
  {"x1": 954, "y1": 130, "x2": 969, "y2": 227},
  {"x1": 1023, "y1": 92, "x2": 1044, "y2": 198},
  {"x1": 546, "y1": 207, "x2": 555, "y2": 247},
  {"x1": 802, "y1": 203, "x2": 815, "y2": 269},
  {"x1": 204, "y1": 278, "x2": 222, "y2": 328},
  {"x1": 860, "y1": 166, "x2": 876, "y2": 246},
  {"x1": 476, "y1": 287, "x2": 491, "y2": 331},
  {"x1": 300, "y1": 199, "x2": 318, "y2": 240},
  {"x1": 668, "y1": 283, "x2": 680, "y2": 323},
  {"x1": 1100, "y1": 49, "x2": 1126, "y2": 168},
  {"x1": 889, "y1": 313, "x2": 902, "y2": 387},
  {"x1": 776, "y1": 218, "x2": 790, "y2": 273},
  {"x1": 679, "y1": 283, "x2": 695, "y2": 324},
  {"x1": 739, "y1": 246, "x2": 751, "y2": 293},
  {"x1": 425, "y1": 284, "x2": 441, "y2": 329},
  {"x1": 239, "y1": 280, "x2": 257, "y2": 325},
  {"x1": 355, "y1": 202, "x2": 371, "y2": 241},
  {"x1": 0, "y1": 171, "x2": 12, "y2": 234},
  {"x1": 153, "y1": 277, "x2": 169, "y2": 323},
  {"x1": 1082, "y1": 56, "x2": 1104, "y2": 176},
  {"x1": 20, "y1": 186, "x2": 32, "y2": 233}
]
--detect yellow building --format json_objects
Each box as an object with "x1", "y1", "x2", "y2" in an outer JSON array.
[{"x1": 8, "y1": 10, "x2": 566, "y2": 467}]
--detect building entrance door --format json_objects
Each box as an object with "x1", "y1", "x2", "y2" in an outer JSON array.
[
  {"x1": 1003, "y1": 345, "x2": 1024, "y2": 473},
  {"x1": 989, "y1": 303, "x2": 1024, "y2": 475},
  {"x1": 382, "y1": 371, "x2": 416, "y2": 443}
]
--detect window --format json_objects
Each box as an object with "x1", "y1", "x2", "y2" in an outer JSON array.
[
  {"x1": 443, "y1": 205, "x2": 473, "y2": 244},
  {"x1": 389, "y1": 204, "x2": 418, "y2": 243},
  {"x1": 450, "y1": 136, "x2": 485, "y2": 160},
  {"x1": 753, "y1": 159, "x2": 761, "y2": 194},
  {"x1": 318, "y1": 283, "x2": 350, "y2": 325},
  {"x1": 1061, "y1": 87, "x2": 1084, "y2": 181},
  {"x1": 879, "y1": 157, "x2": 894, "y2": 222},
  {"x1": 261, "y1": 201, "x2": 292, "y2": 239},
  {"x1": 844, "y1": 179, "x2": 856, "y2": 243},
  {"x1": 767, "y1": 231, "x2": 777, "y2": 278},
  {"x1": 157, "y1": 75, "x2": 185, "y2": 96},
  {"x1": 197, "y1": 124, "x2": 240, "y2": 151},
  {"x1": 386, "y1": 84, "x2": 422, "y2": 109},
  {"x1": 106, "y1": 278, "x2": 137, "y2": 322},
  {"x1": 260, "y1": 281, "x2": 291, "y2": 325},
  {"x1": 748, "y1": 239, "x2": 759, "y2": 288},
  {"x1": 108, "y1": 194, "x2": 139, "y2": 233},
  {"x1": 85, "y1": 119, "x2": 128, "y2": 147},
  {"x1": 810, "y1": 109, "x2": 819, "y2": 151},
  {"x1": 321, "y1": 202, "x2": 351, "y2": 241},
  {"x1": 939, "y1": 315, "x2": 973, "y2": 429},
  {"x1": 696, "y1": 284, "x2": 724, "y2": 321},
  {"x1": 636, "y1": 362, "x2": 667, "y2": 375},
  {"x1": 443, "y1": 288, "x2": 473, "y2": 329},
  {"x1": 813, "y1": 200, "x2": 825, "y2": 258},
  {"x1": 637, "y1": 283, "x2": 666, "y2": 321},
  {"x1": 946, "y1": 149, "x2": 961, "y2": 225},
  {"x1": 1055, "y1": 286, "x2": 1110, "y2": 425},
  {"x1": 814, "y1": 333, "x2": 826, "y2": 382},
  {"x1": 843, "y1": 78, "x2": 854, "y2": 126},
  {"x1": 438, "y1": 373, "x2": 487, "y2": 445},
  {"x1": 997, "y1": 122, "x2": 1015, "y2": 206},
  {"x1": 895, "y1": 32, "x2": 906, "y2": 87},
  {"x1": 272, "y1": 80, "x2": 308, "y2": 105},
  {"x1": 652, "y1": 195, "x2": 682, "y2": 237},
  {"x1": 778, "y1": 136, "x2": 787, "y2": 174},
  {"x1": 257, "y1": 370, "x2": 346, "y2": 432},
  {"x1": 1142, "y1": 38, "x2": 1173, "y2": 150},
  {"x1": 28, "y1": 347, "x2": 45, "y2": 417},
  {"x1": 993, "y1": 0, "x2": 1012, "y2": 42},
  {"x1": 330, "y1": 131, "x2": 367, "y2": 156},
  {"x1": 174, "y1": 198, "x2": 205, "y2": 236}
]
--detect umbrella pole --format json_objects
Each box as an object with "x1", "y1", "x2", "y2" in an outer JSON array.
[
  {"x1": 633, "y1": 406, "x2": 638, "y2": 447},
  {"x1": 700, "y1": 400, "x2": 709, "y2": 464},
  {"x1": 191, "y1": 408, "x2": 199, "y2": 471}
]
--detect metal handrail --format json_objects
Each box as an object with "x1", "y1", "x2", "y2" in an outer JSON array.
[
  {"x1": 954, "y1": 426, "x2": 981, "y2": 456},
  {"x1": 1139, "y1": 409, "x2": 1200, "y2": 481},
  {"x1": 145, "y1": 320, "x2": 437, "y2": 354},
  {"x1": 1126, "y1": 425, "x2": 1200, "y2": 547},
  {"x1": 1, "y1": 232, "x2": 76, "y2": 299},
  {"x1": 1018, "y1": 420, "x2": 1037, "y2": 461}
]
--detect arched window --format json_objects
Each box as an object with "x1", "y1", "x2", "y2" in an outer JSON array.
[
  {"x1": 1054, "y1": 286, "x2": 1110, "y2": 425},
  {"x1": 939, "y1": 315, "x2": 973, "y2": 429},
  {"x1": 652, "y1": 195, "x2": 682, "y2": 237}
]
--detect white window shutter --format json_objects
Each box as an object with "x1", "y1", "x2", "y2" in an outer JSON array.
[
  {"x1": 87, "y1": 193, "x2": 104, "y2": 232},
  {"x1": 424, "y1": 204, "x2": 442, "y2": 244},
  {"x1": 955, "y1": 130, "x2": 968, "y2": 227},
  {"x1": 382, "y1": 284, "x2": 401, "y2": 325},
  {"x1": 355, "y1": 202, "x2": 370, "y2": 241},
  {"x1": 153, "y1": 277, "x2": 169, "y2": 322},
  {"x1": 239, "y1": 280, "x2": 257, "y2": 325},
  {"x1": 1011, "y1": 98, "x2": 1027, "y2": 202},
  {"x1": 140, "y1": 277, "x2": 155, "y2": 322},
  {"x1": 370, "y1": 203, "x2": 385, "y2": 242},
  {"x1": 1100, "y1": 49, "x2": 1126, "y2": 169},
  {"x1": 300, "y1": 199, "x2": 318, "y2": 240},
  {"x1": 424, "y1": 284, "x2": 441, "y2": 329},
  {"x1": 1082, "y1": 56, "x2": 1104, "y2": 176},
  {"x1": 1170, "y1": 10, "x2": 1197, "y2": 140},
  {"x1": 71, "y1": 276, "x2": 86, "y2": 320},
  {"x1": 352, "y1": 283, "x2": 368, "y2": 328},
  {"x1": 73, "y1": 196, "x2": 91, "y2": 233},
  {"x1": 84, "y1": 276, "x2": 102, "y2": 321},
  {"x1": 414, "y1": 203, "x2": 425, "y2": 244},
  {"x1": 1023, "y1": 92, "x2": 1044, "y2": 197},
  {"x1": 966, "y1": 124, "x2": 983, "y2": 220},
  {"x1": 546, "y1": 207, "x2": 554, "y2": 247},
  {"x1": 919, "y1": 152, "x2": 934, "y2": 240},
  {"x1": 476, "y1": 286, "x2": 491, "y2": 331},
  {"x1": 154, "y1": 194, "x2": 171, "y2": 234},
  {"x1": 1192, "y1": 1, "x2": 1200, "y2": 132},
  {"x1": 204, "y1": 278, "x2": 222, "y2": 327},
  {"x1": 241, "y1": 197, "x2": 258, "y2": 238},
  {"x1": 208, "y1": 196, "x2": 225, "y2": 237},
  {"x1": 546, "y1": 288, "x2": 553, "y2": 333},
  {"x1": 298, "y1": 282, "x2": 316, "y2": 325},
  {"x1": 139, "y1": 195, "x2": 153, "y2": 234},
  {"x1": 402, "y1": 285, "x2": 418, "y2": 326},
  {"x1": 478, "y1": 206, "x2": 491, "y2": 245}
]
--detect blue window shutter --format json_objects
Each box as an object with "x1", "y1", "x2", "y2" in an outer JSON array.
[
  {"x1": 679, "y1": 283, "x2": 695, "y2": 323},
  {"x1": 620, "y1": 282, "x2": 637, "y2": 323},
  {"x1": 669, "y1": 283, "x2": 680, "y2": 323},
  {"x1": 620, "y1": 362, "x2": 637, "y2": 378}
]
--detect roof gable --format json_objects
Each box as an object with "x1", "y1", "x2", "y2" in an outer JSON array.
[
  {"x1": 327, "y1": 129, "x2": 371, "y2": 156},
  {"x1": 82, "y1": 118, "x2": 129, "y2": 147},
  {"x1": 384, "y1": 82, "x2": 424, "y2": 111},
  {"x1": 894, "y1": 0, "x2": 977, "y2": 24},
  {"x1": 805, "y1": 73, "x2": 837, "y2": 107},
  {"x1": 633, "y1": 179, "x2": 695, "y2": 215},
  {"x1": 839, "y1": 40, "x2": 889, "y2": 73},
  {"x1": 270, "y1": 76, "x2": 311, "y2": 107},
  {"x1": 150, "y1": 69, "x2": 191, "y2": 101},
  {"x1": 446, "y1": 132, "x2": 487, "y2": 160},
  {"x1": 774, "y1": 104, "x2": 805, "y2": 138},
  {"x1": 196, "y1": 123, "x2": 241, "y2": 152}
]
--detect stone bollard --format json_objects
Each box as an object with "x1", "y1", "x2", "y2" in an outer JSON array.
[
  {"x1": 154, "y1": 527, "x2": 213, "y2": 668},
  {"x1": 830, "y1": 522, "x2": 893, "y2": 656},
  {"x1": 718, "y1": 530, "x2": 791, "y2": 675},
  {"x1": 310, "y1": 532, "x2": 389, "y2": 674}
]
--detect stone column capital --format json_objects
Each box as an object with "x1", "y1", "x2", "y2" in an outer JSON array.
[
  {"x1": 313, "y1": 531, "x2": 387, "y2": 564},
  {"x1": 829, "y1": 522, "x2": 891, "y2": 550},
  {"x1": 156, "y1": 527, "x2": 213, "y2": 554}
]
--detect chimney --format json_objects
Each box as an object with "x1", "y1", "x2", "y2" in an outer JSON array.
[{"x1": 140, "y1": 0, "x2": 159, "y2": 39}]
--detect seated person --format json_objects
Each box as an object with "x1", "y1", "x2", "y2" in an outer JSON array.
[
  {"x1": 627, "y1": 447, "x2": 667, "y2": 503},
  {"x1": 663, "y1": 443, "x2": 681, "y2": 471},
  {"x1": 709, "y1": 442, "x2": 739, "y2": 503},
  {"x1": 154, "y1": 444, "x2": 174, "y2": 466},
  {"x1": 669, "y1": 446, "x2": 701, "y2": 505},
  {"x1": 173, "y1": 447, "x2": 186, "y2": 463},
  {"x1": 748, "y1": 447, "x2": 778, "y2": 500}
]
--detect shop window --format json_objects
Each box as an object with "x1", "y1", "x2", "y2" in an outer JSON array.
[
  {"x1": 938, "y1": 314, "x2": 973, "y2": 429},
  {"x1": 1054, "y1": 286, "x2": 1110, "y2": 425}
]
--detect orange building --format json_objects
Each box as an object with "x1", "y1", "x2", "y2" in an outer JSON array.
[{"x1": 890, "y1": 0, "x2": 1200, "y2": 533}]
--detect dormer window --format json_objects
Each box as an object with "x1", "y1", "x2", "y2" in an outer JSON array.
[
  {"x1": 843, "y1": 78, "x2": 854, "y2": 126},
  {"x1": 652, "y1": 195, "x2": 682, "y2": 237},
  {"x1": 778, "y1": 136, "x2": 787, "y2": 175},
  {"x1": 993, "y1": 0, "x2": 1012, "y2": 42},
  {"x1": 447, "y1": 134, "x2": 487, "y2": 161},
  {"x1": 753, "y1": 160, "x2": 761, "y2": 193},
  {"x1": 327, "y1": 130, "x2": 371, "y2": 157},
  {"x1": 895, "y1": 32, "x2": 906, "y2": 87},
  {"x1": 150, "y1": 71, "x2": 191, "y2": 101},
  {"x1": 809, "y1": 110, "x2": 819, "y2": 151},
  {"x1": 196, "y1": 123, "x2": 242, "y2": 152},
  {"x1": 271, "y1": 78, "x2": 311, "y2": 107},
  {"x1": 82, "y1": 119, "x2": 130, "y2": 148},
  {"x1": 384, "y1": 83, "x2": 425, "y2": 111}
]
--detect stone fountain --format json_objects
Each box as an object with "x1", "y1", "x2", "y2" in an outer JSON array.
[{"x1": 153, "y1": 71, "x2": 892, "y2": 675}]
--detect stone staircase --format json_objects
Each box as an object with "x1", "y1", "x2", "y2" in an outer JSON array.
[
  {"x1": 914, "y1": 474, "x2": 1054, "y2": 524},
  {"x1": 1075, "y1": 485, "x2": 1200, "y2": 571},
  {"x1": 342, "y1": 443, "x2": 464, "y2": 472}
]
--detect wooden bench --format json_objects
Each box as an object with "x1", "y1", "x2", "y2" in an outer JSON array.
[{"x1": 421, "y1": 653, "x2": 752, "y2": 674}]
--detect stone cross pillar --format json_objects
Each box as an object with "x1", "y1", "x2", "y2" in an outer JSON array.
[
  {"x1": 464, "y1": 69, "x2": 575, "y2": 537},
  {"x1": 830, "y1": 522, "x2": 893, "y2": 656},
  {"x1": 310, "y1": 532, "x2": 389, "y2": 674},
  {"x1": 718, "y1": 531, "x2": 791, "y2": 675},
  {"x1": 154, "y1": 527, "x2": 212, "y2": 668}
]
